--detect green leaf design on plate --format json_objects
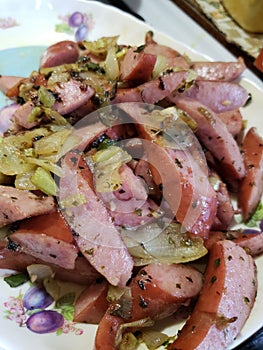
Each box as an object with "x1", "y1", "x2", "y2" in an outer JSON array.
[
  {"x1": 55, "y1": 292, "x2": 76, "y2": 321},
  {"x1": 56, "y1": 328, "x2": 63, "y2": 336},
  {"x1": 55, "y1": 23, "x2": 74, "y2": 35},
  {"x1": 59, "y1": 305, "x2": 75, "y2": 321},
  {"x1": 4, "y1": 272, "x2": 29, "y2": 288}
]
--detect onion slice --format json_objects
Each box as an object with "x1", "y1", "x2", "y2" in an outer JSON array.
[{"x1": 121, "y1": 222, "x2": 208, "y2": 265}]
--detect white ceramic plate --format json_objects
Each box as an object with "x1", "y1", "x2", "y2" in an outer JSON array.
[{"x1": 0, "y1": 1, "x2": 262, "y2": 349}]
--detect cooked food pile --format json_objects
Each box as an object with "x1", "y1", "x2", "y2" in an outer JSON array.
[{"x1": 0, "y1": 31, "x2": 262, "y2": 350}]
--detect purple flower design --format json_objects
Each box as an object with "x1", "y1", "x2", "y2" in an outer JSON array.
[
  {"x1": 56, "y1": 11, "x2": 94, "y2": 41},
  {"x1": 3, "y1": 288, "x2": 84, "y2": 336},
  {"x1": 0, "y1": 17, "x2": 19, "y2": 29}
]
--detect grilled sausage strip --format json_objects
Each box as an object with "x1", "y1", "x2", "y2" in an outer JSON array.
[{"x1": 168, "y1": 240, "x2": 257, "y2": 350}]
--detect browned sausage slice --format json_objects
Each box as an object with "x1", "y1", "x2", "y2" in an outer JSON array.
[
  {"x1": 12, "y1": 101, "x2": 39, "y2": 129},
  {"x1": 174, "y1": 96, "x2": 245, "y2": 187},
  {"x1": 210, "y1": 172, "x2": 235, "y2": 230},
  {"x1": 8, "y1": 231, "x2": 78, "y2": 270},
  {"x1": 218, "y1": 109, "x2": 243, "y2": 137},
  {"x1": 119, "y1": 47, "x2": 156, "y2": 85},
  {"x1": 205, "y1": 230, "x2": 263, "y2": 257},
  {"x1": 120, "y1": 103, "x2": 217, "y2": 237},
  {"x1": 168, "y1": 240, "x2": 257, "y2": 350},
  {"x1": 40, "y1": 40, "x2": 79, "y2": 68},
  {"x1": 7, "y1": 209, "x2": 78, "y2": 269},
  {"x1": 0, "y1": 185, "x2": 55, "y2": 228},
  {"x1": 53, "y1": 80, "x2": 95, "y2": 115},
  {"x1": 238, "y1": 127, "x2": 263, "y2": 222},
  {"x1": 95, "y1": 262, "x2": 203, "y2": 350},
  {"x1": 144, "y1": 42, "x2": 189, "y2": 70},
  {"x1": 190, "y1": 57, "x2": 246, "y2": 81},
  {"x1": 0, "y1": 76, "x2": 24, "y2": 95},
  {"x1": 183, "y1": 80, "x2": 248, "y2": 113},
  {"x1": 59, "y1": 152, "x2": 134, "y2": 287},
  {"x1": 113, "y1": 70, "x2": 188, "y2": 104},
  {"x1": 74, "y1": 280, "x2": 109, "y2": 324},
  {"x1": 0, "y1": 244, "x2": 101, "y2": 285}
]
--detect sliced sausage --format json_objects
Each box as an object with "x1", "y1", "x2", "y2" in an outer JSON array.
[
  {"x1": 74, "y1": 280, "x2": 109, "y2": 324},
  {"x1": 0, "y1": 103, "x2": 20, "y2": 135},
  {"x1": 174, "y1": 96, "x2": 245, "y2": 187},
  {"x1": 58, "y1": 256, "x2": 102, "y2": 285},
  {"x1": 168, "y1": 240, "x2": 257, "y2": 350},
  {"x1": 218, "y1": 109, "x2": 243, "y2": 137},
  {"x1": 0, "y1": 185, "x2": 55, "y2": 228},
  {"x1": 254, "y1": 48, "x2": 263, "y2": 73},
  {"x1": 119, "y1": 47, "x2": 156, "y2": 85},
  {"x1": 97, "y1": 164, "x2": 158, "y2": 228},
  {"x1": 178, "y1": 80, "x2": 249, "y2": 113},
  {"x1": 59, "y1": 152, "x2": 134, "y2": 287},
  {"x1": 0, "y1": 76, "x2": 24, "y2": 96},
  {"x1": 238, "y1": 127, "x2": 263, "y2": 222},
  {"x1": 14, "y1": 208, "x2": 74, "y2": 243},
  {"x1": 12, "y1": 100, "x2": 39, "y2": 129},
  {"x1": 40, "y1": 40, "x2": 79, "y2": 68},
  {"x1": 5, "y1": 207, "x2": 78, "y2": 269},
  {"x1": 134, "y1": 158, "x2": 161, "y2": 198},
  {"x1": 210, "y1": 173, "x2": 235, "y2": 230},
  {"x1": 233, "y1": 231, "x2": 263, "y2": 256},
  {"x1": 190, "y1": 57, "x2": 246, "y2": 81},
  {"x1": 95, "y1": 262, "x2": 203, "y2": 350},
  {"x1": 53, "y1": 80, "x2": 95, "y2": 115},
  {"x1": 120, "y1": 103, "x2": 217, "y2": 237},
  {"x1": 205, "y1": 230, "x2": 263, "y2": 256},
  {"x1": 112, "y1": 70, "x2": 188, "y2": 104},
  {"x1": 8, "y1": 232, "x2": 78, "y2": 269},
  {"x1": 144, "y1": 42, "x2": 189, "y2": 70},
  {"x1": 144, "y1": 42, "x2": 181, "y2": 59},
  {"x1": 0, "y1": 244, "x2": 101, "y2": 285}
]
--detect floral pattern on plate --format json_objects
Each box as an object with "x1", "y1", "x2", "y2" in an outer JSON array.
[
  {"x1": 3, "y1": 284, "x2": 84, "y2": 336},
  {"x1": 0, "y1": 17, "x2": 19, "y2": 29},
  {"x1": 56, "y1": 11, "x2": 95, "y2": 41}
]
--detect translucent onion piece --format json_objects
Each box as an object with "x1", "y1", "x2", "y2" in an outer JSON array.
[
  {"x1": 0, "y1": 127, "x2": 52, "y2": 176},
  {"x1": 104, "y1": 46, "x2": 119, "y2": 81},
  {"x1": 27, "y1": 158, "x2": 64, "y2": 177},
  {"x1": 38, "y1": 86, "x2": 55, "y2": 108},
  {"x1": 0, "y1": 142, "x2": 35, "y2": 175},
  {"x1": 145, "y1": 107, "x2": 197, "y2": 150},
  {"x1": 138, "y1": 330, "x2": 169, "y2": 350},
  {"x1": 81, "y1": 36, "x2": 119, "y2": 57},
  {"x1": 92, "y1": 145, "x2": 132, "y2": 192},
  {"x1": 43, "y1": 277, "x2": 85, "y2": 302},
  {"x1": 5, "y1": 128, "x2": 50, "y2": 150},
  {"x1": 116, "y1": 318, "x2": 155, "y2": 349},
  {"x1": 15, "y1": 168, "x2": 38, "y2": 190},
  {"x1": 107, "y1": 286, "x2": 132, "y2": 319},
  {"x1": 30, "y1": 167, "x2": 58, "y2": 196},
  {"x1": 34, "y1": 128, "x2": 72, "y2": 156},
  {"x1": 152, "y1": 55, "x2": 168, "y2": 78},
  {"x1": 122, "y1": 223, "x2": 208, "y2": 265},
  {"x1": 119, "y1": 333, "x2": 138, "y2": 350},
  {"x1": 27, "y1": 264, "x2": 54, "y2": 283},
  {"x1": 47, "y1": 71, "x2": 71, "y2": 88}
]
